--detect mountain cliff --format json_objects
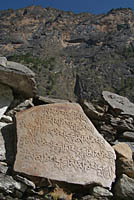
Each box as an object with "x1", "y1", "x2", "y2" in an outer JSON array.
[{"x1": 0, "y1": 6, "x2": 134, "y2": 102}]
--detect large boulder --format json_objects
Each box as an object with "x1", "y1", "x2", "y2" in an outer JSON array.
[
  {"x1": 0, "y1": 57, "x2": 36, "y2": 98},
  {"x1": 14, "y1": 103, "x2": 116, "y2": 188}
]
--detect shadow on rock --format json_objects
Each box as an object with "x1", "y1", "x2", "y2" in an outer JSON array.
[{"x1": 1, "y1": 123, "x2": 17, "y2": 173}]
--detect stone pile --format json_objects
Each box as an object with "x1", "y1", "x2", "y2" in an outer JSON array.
[
  {"x1": 81, "y1": 91, "x2": 134, "y2": 145},
  {"x1": 80, "y1": 91, "x2": 134, "y2": 199},
  {"x1": 0, "y1": 58, "x2": 134, "y2": 199}
]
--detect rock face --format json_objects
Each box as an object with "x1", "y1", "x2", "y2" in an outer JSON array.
[
  {"x1": 0, "y1": 83, "x2": 13, "y2": 120},
  {"x1": 0, "y1": 173, "x2": 27, "y2": 195},
  {"x1": 0, "y1": 57, "x2": 36, "y2": 98},
  {"x1": 0, "y1": 122, "x2": 16, "y2": 165},
  {"x1": 0, "y1": 6, "x2": 134, "y2": 101},
  {"x1": 14, "y1": 103, "x2": 116, "y2": 188}
]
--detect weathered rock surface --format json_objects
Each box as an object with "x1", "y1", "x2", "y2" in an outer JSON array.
[
  {"x1": 14, "y1": 103, "x2": 116, "y2": 188},
  {"x1": 0, "y1": 57, "x2": 36, "y2": 98},
  {"x1": 0, "y1": 162, "x2": 8, "y2": 174},
  {"x1": 121, "y1": 131, "x2": 134, "y2": 141},
  {"x1": 0, "y1": 173, "x2": 27, "y2": 195},
  {"x1": 15, "y1": 175, "x2": 35, "y2": 189},
  {"x1": 114, "y1": 174, "x2": 134, "y2": 200},
  {"x1": 113, "y1": 142, "x2": 132, "y2": 160},
  {"x1": 0, "y1": 57, "x2": 7, "y2": 67},
  {"x1": 116, "y1": 157, "x2": 134, "y2": 179},
  {"x1": 102, "y1": 91, "x2": 134, "y2": 116},
  {"x1": 7, "y1": 98, "x2": 34, "y2": 118},
  {"x1": 0, "y1": 122, "x2": 16, "y2": 164},
  {"x1": 0, "y1": 83, "x2": 13, "y2": 120},
  {"x1": 91, "y1": 186, "x2": 113, "y2": 198},
  {"x1": 110, "y1": 115, "x2": 134, "y2": 132},
  {"x1": 80, "y1": 100, "x2": 104, "y2": 120},
  {"x1": 0, "y1": 115, "x2": 13, "y2": 123},
  {"x1": 0, "y1": 122, "x2": 8, "y2": 161},
  {"x1": 34, "y1": 96, "x2": 70, "y2": 105}
]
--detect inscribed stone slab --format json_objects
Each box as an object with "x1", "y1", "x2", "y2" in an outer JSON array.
[{"x1": 14, "y1": 103, "x2": 116, "y2": 188}]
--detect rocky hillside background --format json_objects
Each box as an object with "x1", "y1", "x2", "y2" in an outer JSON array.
[{"x1": 0, "y1": 6, "x2": 134, "y2": 101}]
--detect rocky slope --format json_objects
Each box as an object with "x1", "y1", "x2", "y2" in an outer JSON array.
[
  {"x1": 0, "y1": 6, "x2": 134, "y2": 102},
  {"x1": 0, "y1": 58, "x2": 134, "y2": 199}
]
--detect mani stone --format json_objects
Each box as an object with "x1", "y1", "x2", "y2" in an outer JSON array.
[{"x1": 14, "y1": 103, "x2": 116, "y2": 188}]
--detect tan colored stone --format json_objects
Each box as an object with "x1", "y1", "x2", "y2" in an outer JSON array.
[
  {"x1": 113, "y1": 142, "x2": 132, "y2": 160},
  {"x1": 14, "y1": 103, "x2": 116, "y2": 188},
  {"x1": 116, "y1": 157, "x2": 134, "y2": 179}
]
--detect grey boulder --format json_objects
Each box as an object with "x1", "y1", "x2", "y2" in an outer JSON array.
[
  {"x1": 102, "y1": 91, "x2": 134, "y2": 116},
  {"x1": 114, "y1": 174, "x2": 134, "y2": 200},
  {"x1": 0, "y1": 57, "x2": 36, "y2": 98}
]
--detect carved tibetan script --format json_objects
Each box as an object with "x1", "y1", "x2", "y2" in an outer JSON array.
[{"x1": 14, "y1": 103, "x2": 116, "y2": 188}]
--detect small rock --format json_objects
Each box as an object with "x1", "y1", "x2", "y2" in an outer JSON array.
[
  {"x1": 15, "y1": 175, "x2": 35, "y2": 189},
  {"x1": 113, "y1": 140, "x2": 134, "y2": 154},
  {"x1": 34, "y1": 96, "x2": 69, "y2": 105},
  {"x1": 80, "y1": 194, "x2": 108, "y2": 200},
  {"x1": 91, "y1": 186, "x2": 113, "y2": 198},
  {"x1": 116, "y1": 157, "x2": 134, "y2": 179},
  {"x1": 0, "y1": 83, "x2": 13, "y2": 120},
  {"x1": 113, "y1": 142, "x2": 132, "y2": 160},
  {"x1": 110, "y1": 116, "x2": 134, "y2": 132},
  {"x1": 7, "y1": 98, "x2": 34, "y2": 117},
  {"x1": 0, "y1": 162, "x2": 8, "y2": 174},
  {"x1": 102, "y1": 91, "x2": 134, "y2": 116},
  {"x1": 0, "y1": 57, "x2": 7, "y2": 67},
  {"x1": 0, "y1": 115, "x2": 13, "y2": 123},
  {"x1": 0, "y1": 122, "x2": 8, "y2": 161},
  {"x1": 121, "y1": 131, "x2": 134, "y2": 141},
  {"x1": 80, "y1": 100, "x2": 104, "y2": 120},
  {"x1": 114, "y1": 174, "x2": 134, "y2": 200},
  {"x1": 0, "y1": 173, "x2": 27, "y2": 194},
  {"x1": 50, "y1": 187, "x2": 72, "y2": 200}
]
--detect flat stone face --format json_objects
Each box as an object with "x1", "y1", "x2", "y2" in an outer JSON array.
[
  {"x1": 102, "y1": 91, "x2": 134, "y2": 116},
  {"x1": 0, "y1": 57, "x2": 7, "y2": 67},
  {"x1": 0, "y1": 83, "x2": 13, "y2": 120},
  {"x1": 0, "y1": 59, "x2": 36, "y2": 98},
  {"x1": 14, "y1": 103, "x2": 116, "y2": 188},
  {"x1": 0, "y1": 122, "x2": 7, "y2": 161}
]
